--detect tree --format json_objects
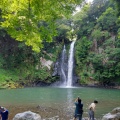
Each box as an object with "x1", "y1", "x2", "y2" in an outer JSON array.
[
  {"x1": 113, "y1": 0, "x2": 120, "y2": 38},
  {"x1": 55, "y1": 18, "x2": 71, "y2": 43},
  {"x1": 72, "y1": 4, "x2": 91, "y2": 38},
  {"x1": 75, "y1": 36, "x2": 91, "y2": 70},
  {"x1": 0, "y1": 0, "x2": 83, "y2": 52},
  {"x1": 113, "y1": 0, "x2": 120, "y2": 16},
  {"x1": 97, "y1": 7, "x2": 117, "y2": 33}
]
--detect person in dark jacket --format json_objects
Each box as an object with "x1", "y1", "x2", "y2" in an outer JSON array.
[
  {"x1": 0, "y1": 106, "x2": 9, "y2": 120},
  {"x1": 73, "y1": 97, "x2": 83, "y2": 120}
]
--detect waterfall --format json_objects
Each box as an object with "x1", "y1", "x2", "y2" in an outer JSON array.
[
  {"x1": 60, "y1": 45, "x2": 67, "y2": 86},
  {"x1": 66, "y1": 41, "x2": 75, "y2": 87},
  {"x1": 52, "y1": 41, "x2": 76, "y2": 87}
]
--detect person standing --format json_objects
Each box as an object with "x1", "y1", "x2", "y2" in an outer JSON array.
[
  {"x1": 0, "y1": 106, "x2": 9, "y2": 120},
  {"x1": 73, "y1": 97, "x2": 83, "y2": 120},
  {"x1": 88, "y1": 100, "x2": 98, "y2": 120}
]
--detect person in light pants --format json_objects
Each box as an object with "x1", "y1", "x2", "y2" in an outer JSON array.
[{"x1": 88, "y1": 100, "x2": 98, "y2": 120}]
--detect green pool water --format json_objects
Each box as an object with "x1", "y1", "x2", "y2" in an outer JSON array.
[{"x1": 0, "y1": 87, "x2": 119, "y2": 119}]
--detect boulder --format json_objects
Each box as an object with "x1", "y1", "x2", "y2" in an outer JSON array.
[
  {"x1": 102, "y1": 107, "x2": 120, "y2": 120},
  {"x1": 13, "y1": 111, "x2": 41, "y2": 120}
]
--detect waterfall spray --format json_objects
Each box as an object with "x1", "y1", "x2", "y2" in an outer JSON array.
[
  {"x1": 60, "y1": 45, "x2": 67, "y2": 86},
  {"x1": 67, "y1": 41, "x2": 76, "y2": 87}
]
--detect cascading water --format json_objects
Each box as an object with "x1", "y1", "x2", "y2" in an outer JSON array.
[
  {"x1": 52, "y1": 41, "x2": 76, "y2": 87},
  {"x1": 60, "y1": 45, "x2": 67, "y2": 86},
  {"x1": 66, "y1": 41, "x2": 76, "y2": 87}
]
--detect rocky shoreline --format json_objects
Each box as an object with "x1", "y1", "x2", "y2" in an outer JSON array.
[
  {"x1": 81, "y1": 85, "x2": 120, "y2": 90},
  {"x1": 7, "y1": 104, "x2": 120, "y2": 120},
  {"x1": 12, "y1": 107, "x2": 120, "y2": 120}
]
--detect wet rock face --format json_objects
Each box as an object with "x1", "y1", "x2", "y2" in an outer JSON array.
[
  {"x1": 102, "y1": 107, "x2": 120, "y2": 120},
  {"x1": 40, "y1": 57, "x2": 53, "y2": 70},
  {"x1": 13, "y1": 111, "x2": 41, "y2": 120}
]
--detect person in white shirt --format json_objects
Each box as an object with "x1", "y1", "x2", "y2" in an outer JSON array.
[{"x1": 88, "y1": 100, "x2": 98, "y2": 120}]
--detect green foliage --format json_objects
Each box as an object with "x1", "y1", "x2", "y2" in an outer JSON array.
[
  {"x1": 0, "y1": 55, "x2": 5, "y2": 67},
  {"x1": 75, "y1": 36, "x2": 91, "y2": 62},
  {"x1": 91, "y1": 29, "x2": 102, "y2": 39},
  {"x1": 72, "y1": 0, "x2": 120, "y2": 85},
  {"x1": 92, "y1": 29, "x2": 109, "y2": 41},
  {"x1": 0, "y1": 0, "x2": 120, "y2": 87},
  {"x1": 0, "y1": 29, "x2": 66, "y2": 86},
  {"x1": 115, "y1": 62, "x2": 120, "y2": 76},
  {"x1": 0, "y1": 69, "x2": 20, "y2": 83},
  {"x1": 97, "y1": 7, "x2": 117, "y2": 32},
  {"x1": 75, "y1": 36, "x2": 92, "y2": 75},
  {"x1": 56, "y1": 18, "x2": 71, "y2": 43},
  {"x1": 112, "y1": 0, "x2": 120, "y2": 38},
  {"x1": 102, "y1": 38, "x2": 115, "y2": 47},
  {"x1": 79, "y1": 74, "x2": 88, "y2": 84},
  {"x1": 34, "y1": 68, "x2": 51, "y2": 81},
  {"x1": 118, "y1": 27, "x2": 120, "y2": 39},
  {"x1": 73, "y1": 4, "x2": 90, "y2": 22},
  {"x1": 72, "y1": 4, "x2": 91, "y2": 38},
  {"x1": 113, "y1": 0, "x2": 120, "y2": 16},
  {"x1": 115, "y1": 34, "x2": 120, "y2": 47},
  {"x1": 0, "y1": 0, "x2": 83, "y2": 52},
  {"x1": 89, "y1": 42, "x2": 120, "y2": 83}
]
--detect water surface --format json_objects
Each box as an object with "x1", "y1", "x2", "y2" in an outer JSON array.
[{"x1": 0, "y1": 87, "x2": 119, "y2": 119}]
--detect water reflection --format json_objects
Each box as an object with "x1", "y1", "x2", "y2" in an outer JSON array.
[
  {"x1": 67, "y1": 88, "x2": 73, "y2": 106},
  {"x1": 66, "y1": 88, "x2": 74, "y2": 119}
]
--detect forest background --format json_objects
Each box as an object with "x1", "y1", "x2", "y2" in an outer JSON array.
[{"x1": 0, "y1": 0, "x2": 120, "y2": 88}]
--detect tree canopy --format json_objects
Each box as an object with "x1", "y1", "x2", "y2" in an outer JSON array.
[{"x1": 0, "y1": 0, "x2": 83, "y2": 52}]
